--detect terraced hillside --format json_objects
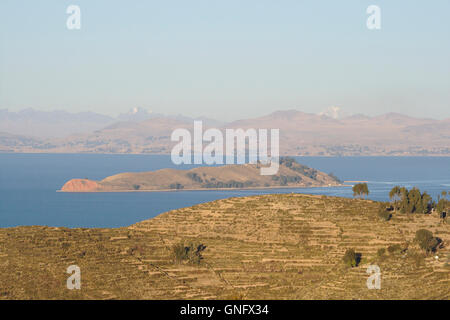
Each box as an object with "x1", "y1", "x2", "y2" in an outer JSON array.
[{"x1": 0, "y1": 194, "x2": 448, "y2": 299}]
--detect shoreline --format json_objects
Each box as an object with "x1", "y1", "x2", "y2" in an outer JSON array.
[
  {"x1": 57, "y1": 183, "x2": 351, "y2": 193},
  {"x1": 2, "y1": 151, "x2": 450, "y2": 157}
]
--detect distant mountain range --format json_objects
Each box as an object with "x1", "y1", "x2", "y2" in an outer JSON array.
[
  {"x1": 0, "y1": 108, "x2": 115, "y2": 138},
  {"x1": 1, "y1": 108, "x2": 449, "y2": 156},
  {"x1": 0, "y1": 108, "x2": 223, "y2": 138}
]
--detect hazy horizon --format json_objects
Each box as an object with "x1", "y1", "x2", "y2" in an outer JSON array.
[
  {"x1": 1, "y1": 106, "x2": 450, "y2": 122},
  {"x1": 1, "y1": 0, "x2": 449, "y2": 121}
]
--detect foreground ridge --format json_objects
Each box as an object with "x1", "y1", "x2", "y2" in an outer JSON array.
[{"x1": 0, "y1": 194, "x2": 448, "y2": 299}]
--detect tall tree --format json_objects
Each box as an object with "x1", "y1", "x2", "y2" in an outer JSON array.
[
  {"x1": 389, "y1": 186, "x2": 402, "y2": 210},
  {"x1": 353, "y1": 183, "x2": 369, "y2": 199},
  {"x1": 421, "y1": 192, "x2": 432, "y2": 214}
]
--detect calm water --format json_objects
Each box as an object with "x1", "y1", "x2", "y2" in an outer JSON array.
[{"x1": 0, "y1": 154, "x2": 449, "y2": 228}]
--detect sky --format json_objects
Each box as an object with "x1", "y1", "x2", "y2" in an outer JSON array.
[{"x1": 0, "y1": 0, "x2": 449, "y2": 121}]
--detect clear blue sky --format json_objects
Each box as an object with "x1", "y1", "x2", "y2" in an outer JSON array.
[{"x1": 0, "y1": 0, "x2": 449, "y2": 120}]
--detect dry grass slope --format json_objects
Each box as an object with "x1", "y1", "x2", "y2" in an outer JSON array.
[{"x1": 0, "y1": 194, "x2": 448, "y2": 300}]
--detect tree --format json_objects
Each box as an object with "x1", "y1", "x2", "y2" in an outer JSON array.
[
  {"x1": 353, "y1": 183, "x2": 369, "y2": 199},
  {"x1": 362, "y1": 183, "x2": 369, "y2": 198},
  {"x1": 393, "y1": 187, "x2": 433, "y2": 214},
  {"x1": 409, "y1": 188, "x2": 423, "y2": 213},
  {"x1": 352, "y1": 184, "x2": 360, "y2": 198},
  {"x1": 399, "y1": 187, "x2": 408, "y2": 213},
  {"x1": 435, "y1": 195, "x2": 449, "y2": 219},
  {"x1": 420, "y1": 192, "x2": 433, "y2": 214},
  {"x1": 389, "y1": 186, "x2": 401, "y2": 200},
  {"x1": 389, "y1": 186, "x2": 402, "y2": 209}
]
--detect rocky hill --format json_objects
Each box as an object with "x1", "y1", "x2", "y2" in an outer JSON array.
[{"x1": 60, "y1": 158, "x2": 341, "y2": 192}]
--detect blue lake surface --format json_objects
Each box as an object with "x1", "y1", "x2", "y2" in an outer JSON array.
[{"x1": 0, "y1": 154, "x2": 449, "y2": 228}]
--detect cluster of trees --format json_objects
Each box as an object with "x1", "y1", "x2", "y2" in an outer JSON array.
[
  {"x1": 169, "y1": 183, "x2": 184, "y2": 190},
  {"x1": 389, "y1": 187, "x2": 449, "y2": 215},
  {"x1": 352, "y1": 183, "x2": 369, "y2": 199},
  {"x1": 271, "y1": 175, "x2": 302, "y2": 186},
  {"x1": 375, "y1": 229, "x2": 440, "y2": 259},
  {"x1": 202, "y1": 180, "x2": 254, "y2": 189},
  {"x1": 351, "y1": 184, "x2": 448, "y2": 219},
  {"x1": 279, "y1": 157, "x2": 319, "y2": 180},
  {"x1": 328, "y1": 173, "x2": 342, "y2": 184},
  {"x1": 388, "y1": 186, "x2": 432, "y2": 214},
  {"x1": 187, "y1": 172, "x2": 204, "y2": 183},
  {"x1": 279, "y1": 157, "x2": 297, "y2": 167}
]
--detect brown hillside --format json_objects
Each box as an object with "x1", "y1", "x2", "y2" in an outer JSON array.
[
  {"x1": 60, "y1": 158, "x2": 341, "y2": 192},
  {"x1": 0, "y1": 194, "x2": 448, "y2": 299}
]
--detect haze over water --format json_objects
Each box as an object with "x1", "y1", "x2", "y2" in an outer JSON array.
[{"x1": 0, "y1": 154, "x2": 449, "y2": 228}]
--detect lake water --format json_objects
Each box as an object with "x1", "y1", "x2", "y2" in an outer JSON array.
[{"x1": 0, "y1": 154, "x2": 449, "y2": 228}]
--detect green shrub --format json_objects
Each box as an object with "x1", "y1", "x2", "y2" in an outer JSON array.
[
  {"x1": 132, "y1": 184, "x2": 140, "y2": 190},
  {"x1": 414, "y1": 229, "x2": 439, "y2": 253},
  {"x1": 378, "y1": 211, "x2": 392, "y2": 221},
  {"x1": 172, "y1": 242, "x2": 206, "y2": 265},
  {"x1": 387, "y1": 244, "x2": 402, "y2": 254},
  {"x1": 377, "y1": 248, "x2": 386, "y2": 257},
  {"x1": 342, "y1": 249, "x2": 361, "y2": 267}
]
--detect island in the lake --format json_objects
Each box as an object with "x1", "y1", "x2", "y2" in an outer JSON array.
[{"x1": 60, "y1": 157, "x2": 343, "y2": 192}]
